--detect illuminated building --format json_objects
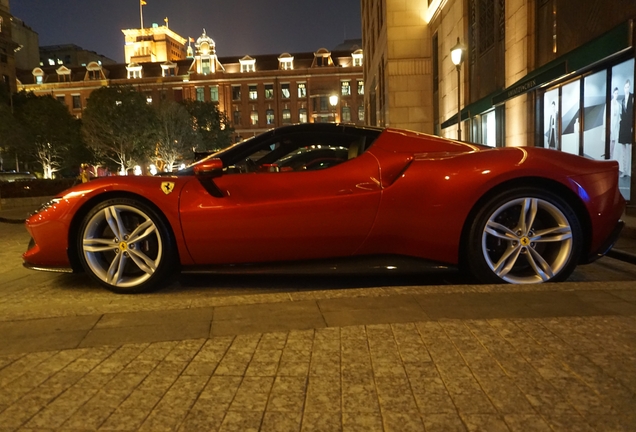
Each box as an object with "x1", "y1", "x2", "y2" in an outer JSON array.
[
  {"x1": 362, "y1": 0, "x2": 636, "y2": 200},
  {"x1": 16, "y1": 29, "x2": 364, "y2": 140}
]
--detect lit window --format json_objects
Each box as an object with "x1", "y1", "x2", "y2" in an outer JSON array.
[
  {"x1": 278, "y1": 53, "x2": 294, "y2": 70},
  {"x1": 357, "y1": 80, "x2": 364, "y2": 95},
  {"x1": 341, "y1": 81, "x2": 351, "y2": 96},
  {"x1": 202, "y1": 58, "x2": 211, "y2": 75},
  {"x1": 265, "y1": 84, "x2": 274, "y2": 99},
  {"x1": 210, "y1": 86, "x2": 219, "y2": 102},
  {"x1": 48, "y1": 59, "x2": 55, "y2": 66},
  {"x1": 240, "y1": 56, "x2": 256, "y2": 72},
  {"x1": 352, "y1": 49, "x2": 363, "y2": 67},
  {"x1": 250, "y1": 110, "x2": 259, "y2": 126},
  {"x1": 298, "y1": 83, "x2": 307, "y2": 98},
  {"x1": 196, "y1": 87, "x2": 205, "y2": 101},
  {"x1": 281, "y1": 83, "x2": 290, "y2": 99},
  {"x1": 282, "y1": 109, "x2": 291, "y2": 124},
  {"x1": 249, "y1": 85, "x2": 258, "y2": 100},
  {"x1": 299, "y1": 109, "x2": 308, "y2": 123},
  {"x1": 358, "y1": 106, "x2": 365, "y2": 121},
  {"x1": 36, "y1": 76, "x2": 43, "y2": 84},
  {"x1": 266, "y1": 109, "x2": 275, "y2": 125},
  {"x1": 232, "y1": 85, "x2": 241, "y2": 100}
]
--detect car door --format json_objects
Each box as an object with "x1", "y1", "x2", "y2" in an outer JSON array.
[{"x1": 179, "y1": 131, "x2": 382, "y2": 265}]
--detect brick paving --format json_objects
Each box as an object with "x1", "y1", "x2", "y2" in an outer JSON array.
[{"x1": 2, "y1": 212, "x2": 636, "y2": 431}]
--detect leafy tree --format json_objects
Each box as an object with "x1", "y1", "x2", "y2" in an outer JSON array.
[
  {"x1": 181, "y1": 100, "x2": 234, "y2": 151},
  {"x1": 82, "y1": 85, "x2": 158, "y2": 174},
  {"x1": 155, "y1": 100, "x2": 200, "y2": 171},
  {"x1": 12, "y1": 92, "x2": 79, "y2": 179}
]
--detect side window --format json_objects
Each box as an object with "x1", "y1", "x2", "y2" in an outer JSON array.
[{"x1": 225, "y1": 132, "x2": 371, "y2": 174}]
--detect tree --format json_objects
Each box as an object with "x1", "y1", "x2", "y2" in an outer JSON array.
[
  {"x1": 82, "y1": 86, "x2": 158, "y2": 174},
  {"x1": 181, "y1": 100, "x2": 234, "y2": 151},
  {"x1": 12, "y1": 92, "x2": 79, "y2": 179},
  {"x1": 155, "y1": 100, "x2": 200, "y2": 171}
]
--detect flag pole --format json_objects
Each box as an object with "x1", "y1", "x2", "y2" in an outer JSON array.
[{"x1": 140, "y1": 0, "x2": 144, "y2": 29}]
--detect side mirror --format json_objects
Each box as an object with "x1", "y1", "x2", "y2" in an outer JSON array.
[{"x1": 193, "y1": 158, "x2": 223, "y2": 177}]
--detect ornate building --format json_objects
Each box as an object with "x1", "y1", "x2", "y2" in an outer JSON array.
[{"x1": 16, "y1": 29, "x2": 364, "y2": 140}]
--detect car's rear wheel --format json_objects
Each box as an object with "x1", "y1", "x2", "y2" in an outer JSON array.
[
  {"x1": 77, "y1": 198, "x2": 175, "y2": 293},
  {"x1": 466, "y1": 188, "x2": 582, "y2": 284}
]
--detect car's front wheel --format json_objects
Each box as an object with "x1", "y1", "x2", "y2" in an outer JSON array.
[
  {"x1": 466, "y1": 188, "x2": 583, "y2": 284},
  {"x1": 77, "y1": 198, "x2": 176, "y2": 293}
]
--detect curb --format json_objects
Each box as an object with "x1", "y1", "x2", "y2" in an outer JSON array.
[{"x1": 0, "y1": 217, "x2": 25, "y2": 225}]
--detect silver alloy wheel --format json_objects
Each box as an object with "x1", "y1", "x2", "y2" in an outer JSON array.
[
  {"x1": 481, "y1": 197, "x2": 573, "y2": 284},
  {"x1": 82, "y1": 204, "x2": 163, "y2": 288}
]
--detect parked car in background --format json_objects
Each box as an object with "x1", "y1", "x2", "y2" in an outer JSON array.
[{"x1": 0, "y1": 172, "x2": 37, "y2": 182}]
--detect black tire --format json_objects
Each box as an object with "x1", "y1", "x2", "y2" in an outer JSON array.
[
  {"x1": 465, "y1": 187, "x2": 583, "y2": 284},
  {"x1": 77, "y1": 197, "x2": 177, "y2": 293}
]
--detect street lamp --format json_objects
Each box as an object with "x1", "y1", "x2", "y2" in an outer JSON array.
[
  {"x1": 329, "y1": 94, "x2": 339, "y2": 123},
  {"x1": 450, "y1": 37, "x2": 465, "y2": 141}
]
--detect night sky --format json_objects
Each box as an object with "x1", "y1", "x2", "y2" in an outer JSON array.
[{"x1": 11, "y1": 0, "x2": 362, "y2": 63}]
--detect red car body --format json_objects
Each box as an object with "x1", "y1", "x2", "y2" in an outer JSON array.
[{"x1": 23, "y1": 124, "x2": 625, "y2": 292}]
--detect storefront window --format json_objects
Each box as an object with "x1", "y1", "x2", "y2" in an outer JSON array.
[
  {"x1": 611, "y1": 59, "x2": 634, "y2": 200},
  {"x1": 561, "y1": 80, "x2": 580, "y2": 156},
  {"x1": 481, "y1": 110, "x2": 497, "y2": 147},
  {"x1": 543, "y1": 89, "x2": 559, "y2": 150},
  {"x1": 583, "y1": 70, "x2": 606, "y2": 161}
]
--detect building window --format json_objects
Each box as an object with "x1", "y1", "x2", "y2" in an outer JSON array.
[
  {"x1": 36, "y1": 75, "x2": 43, "y2": 84},
  {"x1": 298, "y1": 83, "x2": 307, "y2": 98},
  {"x1": 249, "y1": 85, "x2": 258, "y2": 100},
  {"x1": 265, "y1": 84, "x2": 274, "y2": 99},
  {"x1": 266, "y1": 109, "x2": 275, "y2": 125},
  {"x1": 240, "y1": 56, "x2": 256, "y2": 72},
  {"x1": 281, "y1": 83, "x2": 290, "y2": 99},
  {"x1": 299, "y1": 108, "x2": 308, "y2": 123},
  {"x1": 72, "y1": 95, "x2": 81, "y2": 109},
  {"x1": 357, "y1": 80, "x2": 364, "y2": 95},
  {"x1": 250, "y1": 110, "x2": 259, "y2": 126},
  {"x1": 341, "y1": 81, "x2": 351, "y2": 96},
  {"x1": 358, "y1": 105, "x2": 365, "y2": 121},
  {"x1": 233, "y1": 109, "x2": 242, "y2": 126},
  {"x1": 196, "y1": 87, "x2": 205, "y2": 101},
  {"x1": 202, "y1": 58, "x2": 211, "y2": 75},
  {"x1": 282, "y1": 109, "x2": 291, "y2": 124},
  {"x1": 232, "y1": 85, "x2": 241, "y2": 101},
  {"x1": 352, "y1": 49, "x2": 364, "y2": 67},
  {"x1": 56, "y1": 95, "x2": 66, "y2": 105},
  {"x1": 210, "y1": 86, "x2": 219, "y2": 102},
  {"x1": 342, "y1": 106, "x2": 351, "y2": 122}
]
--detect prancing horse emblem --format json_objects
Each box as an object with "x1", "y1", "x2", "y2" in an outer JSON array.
[{"x1": 161, "y1": 182, "x2": 175, "y2": 195}]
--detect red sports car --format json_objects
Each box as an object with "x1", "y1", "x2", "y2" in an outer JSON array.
[{"x1": 23, "y1": 123, "x2": 625, "y2": 293}]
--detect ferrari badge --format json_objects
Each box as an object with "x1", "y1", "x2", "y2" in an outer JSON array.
[{"x1": 161, "y1": 182, "x2": 175, "y2": 195}]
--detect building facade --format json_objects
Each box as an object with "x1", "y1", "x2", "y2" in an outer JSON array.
[
  {"x1": 11, "y1": 16, "x2": 38, "y2": 70},
  {"x1": 362, "y1": 0, "x2": 636, "y2": 201},
  {"x1": 0, "y1": 0, "x2": 18, "y2": 93},
  {"x1": 16, "y1": 30, "x2": 364, "y2": 141},
  {"x1": 39, "y1": 44, "x2": 116, "y2": 68}
]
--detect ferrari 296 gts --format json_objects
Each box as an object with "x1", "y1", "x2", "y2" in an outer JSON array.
[{"x1": 23, "y1": 123, "x2": 625, "y2": 293}]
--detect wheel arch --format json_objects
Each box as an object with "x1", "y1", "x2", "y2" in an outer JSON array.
[
  {"x1": 458, "y1": 176, "x2": 592, "y2": 270},
  {"x1": 67, "y1": 191, "x2": 180, "y2": 272}
]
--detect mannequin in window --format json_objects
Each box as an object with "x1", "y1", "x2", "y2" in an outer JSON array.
[
  {"x1": 618, "y1": 79, "x2": 634, "y2": 177},
  {"x1": 610, "y1": 87, "x2": 622, "y2": 160},
  {"x1": 547, "y1": 101, "x2": 557, "y2": 149}
]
